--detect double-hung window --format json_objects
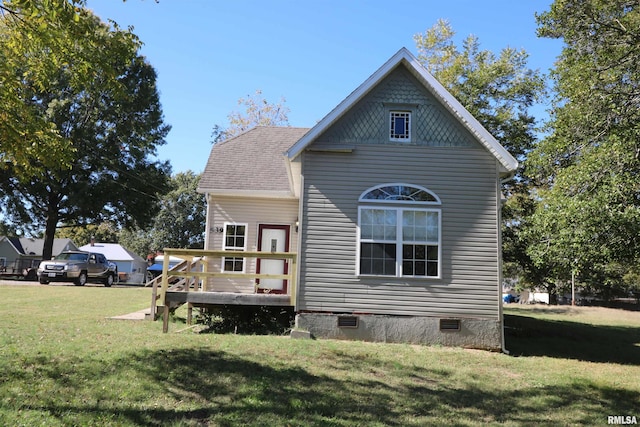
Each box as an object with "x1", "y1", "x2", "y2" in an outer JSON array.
[
  {"x1": 358, "y1": 184, "x2": 441, "y2": 278},
  {"x1": 222, "y1": 223, "x2": 247, "y2": 272}
]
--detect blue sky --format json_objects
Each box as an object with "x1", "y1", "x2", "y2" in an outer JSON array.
[{"x1": 86, "y1": 0, "x2": 562, "y2": 175}]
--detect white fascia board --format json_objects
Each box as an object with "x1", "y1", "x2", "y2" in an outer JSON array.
[
  {"x1": 286, "y1": 47, "x2": 518, "y2": 174},
  {"x1": 203, "y1": 189, "x2": 297, "y2": 199},
  {"x1": 286, "y1": 49, "x2": 409, "y2": 159},
  {"x1": 402, "y1": 53, "x2": 519, "y2": 173}
]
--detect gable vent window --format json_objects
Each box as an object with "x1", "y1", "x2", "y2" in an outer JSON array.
[
  {"x1": 390, "y1": 111, "x2": 411, "y2": 141},
  {"x1": 440, "y1": 319, "x2": 461, "y2": 332}
]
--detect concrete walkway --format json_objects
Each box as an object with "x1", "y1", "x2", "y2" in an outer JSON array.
[{"x1": 107, "y1": 308, "x2": 151, "y2": 321}]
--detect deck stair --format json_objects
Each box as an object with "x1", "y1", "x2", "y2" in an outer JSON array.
[{"x1": 146, "y1": 248, "x2": 298, "y2": 332}]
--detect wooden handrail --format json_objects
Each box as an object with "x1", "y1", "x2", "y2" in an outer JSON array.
[{"x1": 155, "y1": 248, "x2": 297, "y2": 310}]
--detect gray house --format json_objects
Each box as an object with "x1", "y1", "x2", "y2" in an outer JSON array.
[
  {"x1": 0, "y1": 237, "x2": 77, "y2": 274},
  {"x1": 198, "y1": 48, "x2": 517, "y2": 350}
]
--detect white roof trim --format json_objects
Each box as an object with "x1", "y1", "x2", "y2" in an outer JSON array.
[
  {"x1": 286, "y1": 47, "x2": 518, "y2": 173},
  {"x1": 202, "y1": 189, "x2": 298, "y2": 199}
]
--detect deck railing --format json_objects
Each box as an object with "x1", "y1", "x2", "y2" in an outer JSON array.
[{"x1": 152, "y1": 248, "x2": 297, "y2": 318}]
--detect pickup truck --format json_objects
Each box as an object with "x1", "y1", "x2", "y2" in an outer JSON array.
[{"x1": 37, "y1": 251, "x2": 117, "y2": 287}]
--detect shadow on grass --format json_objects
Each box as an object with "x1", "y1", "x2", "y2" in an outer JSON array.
[
  {"x1": 505, "y1": 314, "x2": 640, "y2": 365},
  {"x1": 4, "y1": 347, "x2": 639, "y2": 426}
]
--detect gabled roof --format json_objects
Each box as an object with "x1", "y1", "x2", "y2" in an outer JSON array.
[
  {"x1": 198, "y1": 126, "x2": 310, "y2": 196},
  {"x1": 286, "y1": 47, "x2": 518, "y2": 175},
  {"x1": 2, "y1": 237, "x2": 77, "y2": 256},
  {"x1": 78, "y1": 242, "x2": 145, "y2": 262}
]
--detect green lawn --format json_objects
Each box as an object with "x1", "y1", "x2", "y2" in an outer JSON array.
[{"x1": 0, "y1": 284, "x2": 638, "y2": 426}]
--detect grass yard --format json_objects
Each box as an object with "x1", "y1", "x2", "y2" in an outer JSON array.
[{"x1": 0, "y1": 284, "x2": 638, "y2": 426}]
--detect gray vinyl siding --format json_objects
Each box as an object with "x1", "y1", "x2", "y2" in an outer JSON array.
[
  {"x1": 298, "y1": 144, "x2": 501, "y2": 318},
  {"x1": 205, "y1": 196, "x2": 298, "y2": 293}
]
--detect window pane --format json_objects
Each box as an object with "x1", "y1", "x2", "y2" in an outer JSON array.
[
  {"x1": 414, "y1": 226, "x2": 427, "y2": 241},
  {"x1": 402, "y1": 260, "x2": 413, "y2": 276},
  {"x1": 384, "y1": 224, "x2": 397, "y2": 240},
  {"x1": 361, "y1": 208, "x2": 373, "y2": 225},
  {"x1": 384, "y1": 259, "x2": 396, "y2": 275},
  {"x1": 402, "y1": 244, "x2": 413, "y2": 259},
  {"x1": 394, "y1": 117, "x2": 405, "y2": 137},
  {"x1": 224, "y1": 257, "x2": 243, "y2": 272},
  {"x1": 361, "y1": 224, "x2": 373, "y2": 240},
  {"x1": 403, "y1": 210, "x2": 415, "y2": 226},
  {"x1": 371, "y1": 243, "x2": 383, "y2": 258},
  {"x1": 362, "y1": 185, "x2": 437, "y2": 202},
  {"x1": 427, "y1": 212, "x2": 439, "y2": 241},
  {"x1": 427, "y1": 262, "x2": 438, "y2": 277},
  {"x1": 402, "y1": 244, "x2": 430, "y2": 277},
  {"x1": 361, "y1": 243, "x2": 396, "y2": 276},
  {"x1": 427, "y1": 245, "x2": 438, "y2": 261}
]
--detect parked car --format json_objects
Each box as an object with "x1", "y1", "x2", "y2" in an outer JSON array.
[{"x1": 37, "y1": 251, "x2": 117, "y2": 286}]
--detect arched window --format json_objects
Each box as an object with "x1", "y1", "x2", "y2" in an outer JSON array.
[
  {"x1": 358, "y1": 184, "x2": 441, "y2": 278},
  {"x1": 359, "y1": 183, "x2": 440, "y2": 204}
]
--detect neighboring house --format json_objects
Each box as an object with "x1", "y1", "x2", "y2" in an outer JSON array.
[
  {"x1": 0, "y1": 236, "x2": 77, "y2": 273},
  {"x1": 197, "y1": 48, "x2": 518, "y2": 350},
  {"x1": 78, "y1": 242, "x2": 148, "y2": 284}
]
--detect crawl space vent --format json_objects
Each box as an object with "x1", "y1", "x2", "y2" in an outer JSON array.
[
  {"x1": 439, "y1": 319, "x2": 461, "y2": 332},
  {"x1": 337, "y1": 316, "x2": 359, "y2": 328}
]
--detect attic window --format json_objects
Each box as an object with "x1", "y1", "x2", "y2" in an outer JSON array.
[{"x1": 390, "y1": 111, "x2": 411, "y2": 141}]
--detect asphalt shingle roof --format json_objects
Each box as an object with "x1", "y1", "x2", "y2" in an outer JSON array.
[{"x1": 198, "y1": 126, "x2": 310, "y2": 193}]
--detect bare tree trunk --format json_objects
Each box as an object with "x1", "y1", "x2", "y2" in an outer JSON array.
[{"x1": 42, "y1": 196, "x2": 59, "y2": 261}]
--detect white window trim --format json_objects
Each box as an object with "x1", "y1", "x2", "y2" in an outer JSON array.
[
  {"x1": 358, "y1": 183, "x2": 441, "y2": 205},
  {"x1": 356, "y1": 205, "x2": 442, "y2": 279},
  {"x1": 222, "y1": 222, "x2": 248, "y2": 273},
  {"x1": 389, "y1": 110, "x2": 411, "y2": 142}
]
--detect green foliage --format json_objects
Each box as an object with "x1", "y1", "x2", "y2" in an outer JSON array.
[
  {"x1": 526, "y1": 0, "x2": 640, "y2": 293},
  {"x1": 118, "y1": 171, "x2": 205, "y2": 256},
  {"x1": 150, "y1": 171, "x2": 206, "y2": 249},
  {"x1": 56, "y1": 221, "x2": 119, "y2": 246},
  {"x1": 0, "y1": 0, "x2": 137, "y2": 179},
  {"x1": 211, "y1": 89, "x2": 290, "y2": 143},
  {"x1": 197, "y1": 305, "x2": 295, "y2": 335},
  {"x1": 0, "y1": 1, "x2": 171, "y2": 260},
  {"x1": 414, "y1": 19, "x2": 546, "y2": 164},
  {"x1": 1, "y1": 286, "x2": 639, "y2": 426},
  {"x1": 414, "y1": 20, "x2": 546, "y2": 289}
]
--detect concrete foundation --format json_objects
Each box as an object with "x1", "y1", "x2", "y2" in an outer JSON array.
[{"x1": 295, "y1": 312, "x2": 502, "y2": 351}]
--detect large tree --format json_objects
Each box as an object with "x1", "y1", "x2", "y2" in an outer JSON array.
[
  {"x1": 0, "y1": 1, "x2": 171, "y2": 260},
  {"x1": 119, "y1": 171, "x2": 206, "y2": 256},
  {"x1": 527, "y1": 0, "x2": 640, "y2": 298},
  {"x1": 414, "y1": 20, "x2": 547, "y2": 287},
  {"x1": 0, "y1": 0, "x2": 130, "y2": 179},
  {"x1": 211, "y1": 89, "x2": 290, "y2": 143}
]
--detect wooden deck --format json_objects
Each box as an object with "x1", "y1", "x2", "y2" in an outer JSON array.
[{"x1": 150, "y1": 248, "x2": 297, "y2": 332}]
